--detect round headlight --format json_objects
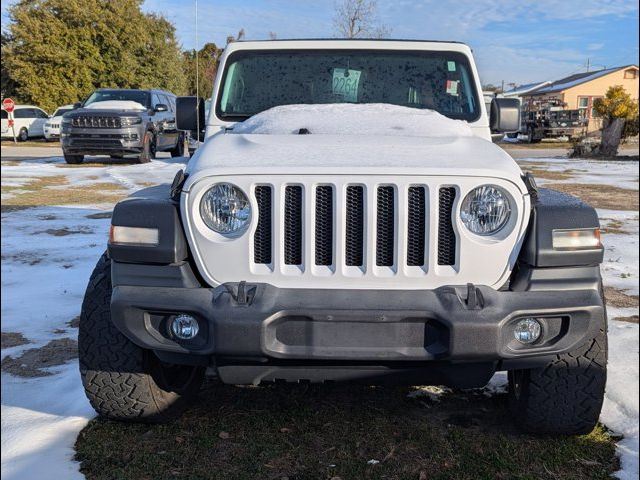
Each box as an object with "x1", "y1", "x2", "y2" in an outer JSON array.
[
  {"x1": 460, "y1": 185, "x2": 511, "y2": 235},
  {"x1": 200, "y1": 183, "x2": 251, "y2": 235}
]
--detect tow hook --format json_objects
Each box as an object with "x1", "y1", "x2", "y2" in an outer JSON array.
[
  {"x1": 465, "y1": 283, "x2": 484, "y2": 310},
  {"x1": 227, "y1": 281, "x2": 256, "y2": 306}
]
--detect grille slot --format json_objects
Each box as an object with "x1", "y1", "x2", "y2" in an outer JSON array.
[
  {"x1": 71, "y1": 115, "x2": 122, "y2": 128},
  {"x1": 438, "y1": 187, "x2": 457, "y2": 265},
  {"x1": 315, "y1": 186, "x2": 333, "y2": 266},
  {"x1": 254, "y1": 186, "x2": 272, "y2": 264},
  {"x1": 376, "y1": 186, "x2": 395, "y2": 267},
  {"x1": 345, "y1": 186, "x2": 365, "y2": 266},
  {"x1": 407, "y1": 186, "x2": 426, "y2": 266},
  {"x1": 284, "y1": 186, "x2": 303, "y2": 265}
]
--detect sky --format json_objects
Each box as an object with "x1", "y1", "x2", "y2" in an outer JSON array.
[{"x1": 2, "y1": 0, "x2": 639, "y2": 86}]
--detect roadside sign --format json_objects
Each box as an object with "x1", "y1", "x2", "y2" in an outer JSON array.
[
  {"x1": 2, "y1": 98, "x2": 15, "y2": 113},
  {"x1": 3, "y1": 99, "x2": 17, "y2": 142}
]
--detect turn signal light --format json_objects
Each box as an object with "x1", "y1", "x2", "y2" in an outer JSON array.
[
  {"x1": 552, "y1": 228, "x2": 601, "y2": 250},
  {"x1": 109, "y1": 225, "x2": 159, "y2": 246}
]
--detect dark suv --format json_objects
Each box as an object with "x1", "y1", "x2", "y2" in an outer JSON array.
[{"x1": 61, "y1": 89, "x2": 184, "y2": 164}]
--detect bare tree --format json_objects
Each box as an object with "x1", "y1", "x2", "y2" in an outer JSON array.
[{"x1": 333, "y1": 0, "x2": 390, "y2": 39}]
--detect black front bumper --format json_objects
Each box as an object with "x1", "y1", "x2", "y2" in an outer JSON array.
[{"x1": 110, "y1": 262, "x2": 604, "y2": 386}]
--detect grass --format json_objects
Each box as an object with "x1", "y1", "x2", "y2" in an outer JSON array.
[
  {"x1": 1, "y1": 175, "x2": 127, "y2": 206},
  {"x1": 1, "y1": 139, "x2": 58, "y2": 147},
  {"x1": 75, "y1": 380, "x2": 619, "y2": 480},
  {"x1": 517, "y1": 162, "x2": 581, "y2": 181},
  {"x1": 499, "y1": 141, "x2": 573, "y2": 150},
  {"x1": 542, "y1": 183, "x2": 639, "y2": 211}
]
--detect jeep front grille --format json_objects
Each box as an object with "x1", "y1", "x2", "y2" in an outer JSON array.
[
  {"x1": 376, "y1": 186, "x2": 395, "y2": 267},
  {"x1": 437, "y1": 187, "x2": 457, "y2": 265},
  {"x1": 345, "y1": 186, "x2": 365, "y2": 267},
  {"x1": 253, "y1": 186, "x2": 272, "y2": 264},
  {"x1": 407, "y1": 186, "x2": 426, "y2": 266},
  {"x1": 314, "y1": 186, "x2": 334, "y2": 266},
  {"x1": 71, "y1": 115, "x2": 122, "y2": 128},
  {"x1": 253, "y1": 182, "x2": 458, "y2": 270},
  {"x1": 283, "y1": 186, "x2": 303, "y2": 265}
]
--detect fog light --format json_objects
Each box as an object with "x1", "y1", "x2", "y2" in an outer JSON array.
[
  {"x1": 514, "y1": 318, "x2": 542, "y2": 344},
  {"x1": 171, "y1": 314, "x2": 199, "y2": 340}
]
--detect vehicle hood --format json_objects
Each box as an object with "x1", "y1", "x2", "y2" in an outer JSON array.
[
  {"x1": 69, "y1": 101, "x2": 148, "y2": 116},
  {"x1": 184, "y1": 132, "x2": 525, "y2": 191},
  {"x1": 84, "y1": 100, "x2": 147, "y2": 111}
]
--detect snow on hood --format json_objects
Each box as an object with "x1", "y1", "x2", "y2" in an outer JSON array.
[
  {"x1": 231, "y1": 104, "x2": 473, "y2": 137},
  {"x1": 84, "y1": 100, "x2": 147, "y2": 111}
]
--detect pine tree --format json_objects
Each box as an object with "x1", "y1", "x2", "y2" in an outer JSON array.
[{"x1": 3, "y1": 0, "x2": 187, "y2": 112}]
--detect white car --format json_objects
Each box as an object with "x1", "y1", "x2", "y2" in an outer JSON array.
[
  {"x1": 79, "y1": 40, "x2": 607, "y2": 436},
  {"x1": 1, "y1": 105, "x2": 50, "y2": 141},
  {"x1": 43, "y1": 104, "x2": 75, "y2": 142}
]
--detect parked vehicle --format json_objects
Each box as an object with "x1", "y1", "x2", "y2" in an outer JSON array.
[
  {"x1": 43, "y1": 104, "x2": 75, "y2": 142},
  {"x1": 79, "y1": 40, "x2": 606, "y2": 436},
  {"x1": 60, "y1": 88, "x2": 184, "y2": 164},
  {"x1": 1, "y1": 105, "x2": 50, "y2": 141},
  {"x1": 513, "y1": 99, "x2": 588, "y2": 142}
]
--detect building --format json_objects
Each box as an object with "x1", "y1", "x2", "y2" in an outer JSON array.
[
  {"x1": 502, "y1": 81, "x2": 550, "y2": 102},
  {"x1": 518, "y1": 65, "x2": 639, "y2": 132}
]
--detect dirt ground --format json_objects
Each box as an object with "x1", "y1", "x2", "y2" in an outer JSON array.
[
  {"x1": 1, "y1": 338, "x2": 78, "y2": 377},
  {"x1": 541, "y1": 183, "x2": 639, "y2": 211}
]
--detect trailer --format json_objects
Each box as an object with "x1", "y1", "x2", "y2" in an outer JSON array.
[{"x1": 509, "y1": 99, "x2": 588, "y2": 143}]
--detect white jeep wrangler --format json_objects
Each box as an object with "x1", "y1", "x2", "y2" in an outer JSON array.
[{"x1": 79, "y1": 40, "x2": 606, "y2": 434}]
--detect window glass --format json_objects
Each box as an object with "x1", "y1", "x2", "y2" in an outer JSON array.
[
  {"x1": 35, "y1": 108, "x2": 49, "y2": 118},
  {"x1": 578, "y1": 97, "x2": 589, "y2": 108},
  {"x1": 217, "y1": 50, "x2": 480, "y2": 122},
  {"x1": 151, "y1": 93, "x2": 163, "y2": 108},
  {"x1": 13, "y1": 109, "x2": 32, "y2": 119},
  {"x1": 161, "y1": 94, "x2": 174, "y2": 111},
  {"x1": 84, "y1": 90, "x2": 151, "y2": 108},
  {"x1": 1, "y1": 110, "x2": 7, "y2": 119},
  {"x1": 53, "y1": 107, "x2": 73, "y2": 117}
]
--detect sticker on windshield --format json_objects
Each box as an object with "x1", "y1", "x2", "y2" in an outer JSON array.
[
  {"x1": 447, "y1": 61, "x2": 456, "y2": 72},
  {"x1": 332, "y1": 68, "x2": 361, "y2": 102},
  {"x1": 446, "y1": 80, "x2": 459, "y2": 96}
]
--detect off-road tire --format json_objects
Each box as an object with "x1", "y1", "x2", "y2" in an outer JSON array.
[
  {"x1": 78, "y1": 253, "x2": 205, "y2": 423},
  {"x1": 138, "y1": 131, "x2": 155, "y2": 163},
  {"x1": 508, "y1": 289, "x2": 607, "y2": 435},
  {"x1": 64, "y1": 153, "x2": 84, "y2": 164},
  {"x1": 170, "y1": 133, "x2": 185, "y2": 158}
]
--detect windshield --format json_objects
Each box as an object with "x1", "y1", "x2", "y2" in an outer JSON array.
[
  {"x1": 217, "y1": 49, "x2": 480, "y2": 122},
  {"x1": 84, "y1": 90, "x2": 150, "y2": 108},
  {"x1": 53, "y1": 107, "x2": 73, "y2": 117}
]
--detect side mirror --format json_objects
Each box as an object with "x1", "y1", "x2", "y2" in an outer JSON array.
[
  {"x1": 73, "y1": 102, "x2": 83, "y2": 109},
  {"x1": 490, "y1": 98, "x2": 520, "y2": 133},
  {"x1": 154, "y1": 103, "x2": 168, "y2": 112},
  {"x1": 176, "y1": 96, "x2": 205, "y2": 140}
]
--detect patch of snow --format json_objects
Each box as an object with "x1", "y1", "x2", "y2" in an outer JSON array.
[
  {"x1": 407, "y1": 385, "x2": 452, "y2": 402},
  {"x1": 603, "y1": 320, "x2": 639, "y2": 480},
  {"x1": 366, "y1": 459, "x2": 380, "y2": 465},
  {"x1": 482, "y1": 371, "x2": 508, "y2": 397},
  {"x1": 599, "y1": 210, "x2": 639, "y2": 296},
  {"x1": 520, "y1": 156, "x2": 639, "y2": 190},
  {"x1": 1, "y1": 364, "x2": 94, "y2": 480},
  {"x1": 231, "y1": 103, "x2": 474, "y2": 137},
  {"x1": 84, "y1": 100, "x2": 146, "y2": 111}
]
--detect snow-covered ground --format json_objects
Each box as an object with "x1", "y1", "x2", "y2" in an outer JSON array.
[
  {"x1": 1, "y1": 153, "x2": 186, "y2": 480},
  {"x1": 1, "y1": 150, "x2": 638, "y2": 479}
]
